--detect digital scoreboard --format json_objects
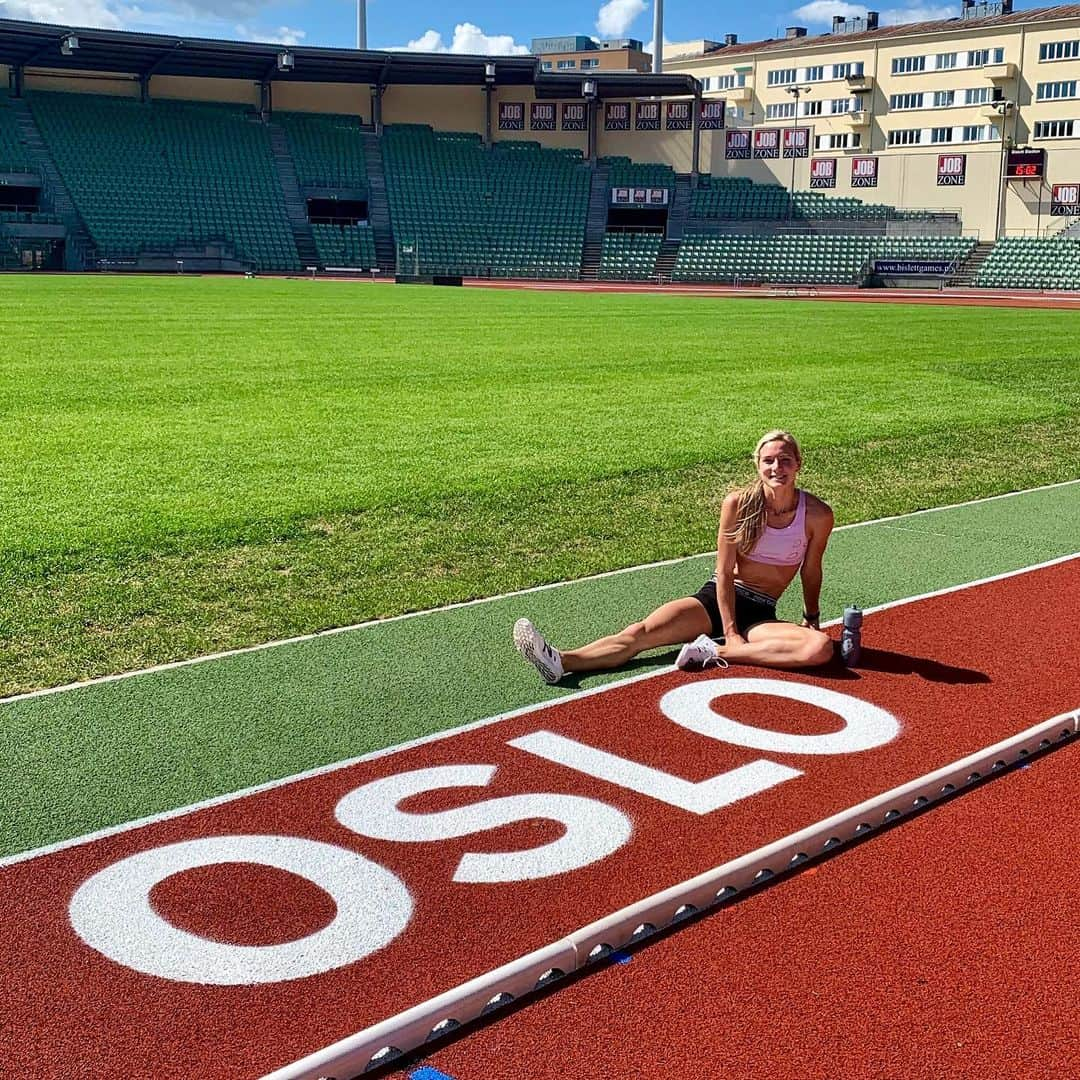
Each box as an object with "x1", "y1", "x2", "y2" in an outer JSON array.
[{"x1": 1005, "y1": 148, "x2": 1046, "y2": 180}]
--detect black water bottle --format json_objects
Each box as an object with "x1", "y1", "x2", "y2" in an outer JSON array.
[{"x1": 841, "y1": 606, "x2": 863, "y2": 667}]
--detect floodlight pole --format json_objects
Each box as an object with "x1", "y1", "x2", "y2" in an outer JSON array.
[
  {"x1": 652, "y1": 0, "x2": 664, "y2": 73},
  {"x1": 356, "y1": 0, "x2": 367, "y2": 50}
]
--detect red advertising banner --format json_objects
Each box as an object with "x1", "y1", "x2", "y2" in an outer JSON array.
[
  {"x1": 666, "y1": 100, "x2": 692, "y2": 130},
  {"x1": 726, "y1": 129, "x2": 751, "y2": 159},
  {"x1": 561, "y1": 102, "x2": 588, "y2": 132},
  {"x1": 752, "y1": 128, "x2": 780, "y2": 158},
  {"x1": 1051, "y1": 183, "x2": 1080, "y2": 216},
  {"x1": 809, "y1": 156, "x2": 837, "y2": 188},
  {"x1": 498, "y1": 102, "x2": 525, "y2": 131},
  {"x1": 604, "y1": 101, "x2": 631, "y2": 131},
  {"x1": 937, "y1": 153, "x2": 966, "y2": 187},
  {"x1": 851, "y1": 156, "x2": 878, "y2": 188},
  {"x1": 782, "y1": 127, "x2": 809, "y2": 159},
  {"x1": 700, "y1": 99, "x2": 726, "y2": 130},
  {"x1": 635, "y1": 100, "x2": 661, "y2": 131},
  {"x1": 530, "y1": 102, "x2": 556, "y2": 132}
]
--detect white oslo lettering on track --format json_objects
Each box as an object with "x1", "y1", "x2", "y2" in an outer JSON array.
[
  {"x1": 508, "y1": 731, "x2": 802, "y2": 814},
  {"x1": 68, "y1": 835, "x2": 413, "y2": 985},
  {"x1": 334, "y1": 764, "x2": 633, "y2": 884},
  {"x1": 660, "y1": 677, "x2": 900, "y2": 755}
]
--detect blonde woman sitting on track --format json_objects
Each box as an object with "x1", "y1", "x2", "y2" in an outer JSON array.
[{"x1": 514, "y1": 430, "x2": 835, "y2": 684}]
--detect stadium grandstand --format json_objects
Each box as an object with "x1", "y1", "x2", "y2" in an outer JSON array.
[{"x1": 1, "y1": 4, "x2": 1080, "y2": 287}]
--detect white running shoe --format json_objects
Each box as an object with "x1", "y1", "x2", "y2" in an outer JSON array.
[
  {"x1": 675, "y1": 634, "x2": 729, "y2": 671},
  {"x1": 513, "y1": 618, "x2": 565, "y2": 684}
]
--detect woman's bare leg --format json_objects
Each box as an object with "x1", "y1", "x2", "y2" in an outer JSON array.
[
  {"x1": 717, "y1": 620, "x2": 833, "y2": 669},
  {"x1": 559, "y1": 598, "x2": 713, "y2": 673}
]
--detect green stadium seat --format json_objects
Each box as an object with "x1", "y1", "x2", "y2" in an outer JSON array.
[
  {"x1": 381, "y1": 125, "x2": 589, "y2": 279},
  {"x1": 29, "y1": 91, "x2": 300, "y2": 271}
]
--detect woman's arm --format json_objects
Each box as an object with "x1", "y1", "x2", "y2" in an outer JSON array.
[
  {"x1": 715, "y1": 492, "x2": 744, "y2": 643},
  {"x1": 799, "y1": 499, "x2": 835, "y2": 628}
]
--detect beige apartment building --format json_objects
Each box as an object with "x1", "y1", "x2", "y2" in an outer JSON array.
[
  {"x1": 531, "y1": 36, "x2": 652, "y2": 75},
  {"x1": 665, "y1": 2, "x2": 1080, "y2": 238}
]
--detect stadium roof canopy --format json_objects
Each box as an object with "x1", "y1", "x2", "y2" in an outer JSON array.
[{"x1": 0, "y1": 18, "x2": 700, "y2": 96}]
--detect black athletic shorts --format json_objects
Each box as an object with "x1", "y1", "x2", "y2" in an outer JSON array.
[{"x1": 690, "y1": 579, "x2": 778, "y2": 639}]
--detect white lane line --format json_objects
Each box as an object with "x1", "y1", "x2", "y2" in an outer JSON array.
[
  {"x1": 3, "y1": 478, "x2": 1078, "y2": 708},
  {"x1": 3, "y1": 550, "x2": 1078, "y2": 871}
]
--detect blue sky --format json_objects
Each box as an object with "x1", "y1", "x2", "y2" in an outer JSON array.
[{"x1": 0, "y1": 1, "x2": 1048, "y2": 52}]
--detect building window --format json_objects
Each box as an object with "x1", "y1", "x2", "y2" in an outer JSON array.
[
  {"x1": 556, "y1": 59, "x2": 576, "y2": 69},
  {"x1": 814, "y1": 132, "x2": 860, "y2": 150},
  {"x1": 1040, "y1": 40, "x2": 1080, "y2": 62},
  {"x1": 888, "y1": 128, "x2": 922, "y2": 145},
  {"x1": 541, "y1": 61, "x2": 552, "y2": 70},
  {"x1": 967, "y1": 47, "x2": 1005, "y2": 68},
  {"x1": 765, "y1": 101, "x2": 797, "y2": 119},
  {"x1": 892, "y1": 55, "x2": 926, "y2": 75},
  {"x1": 767, "y1": 67, "x2": 797, "y2": 86},
  {"x1": 832, "y1": 61, "x2": 864, "y2": 79},
  {"x1": 933, "y1": 90, "x2": 955, "y2": 107},
  {"x1": 930, "y1": 127, "x2": 954, "y2": 143},
  {"x1": 581, "y1": 58, "x2": 599, "y2": 69},
  {"x1": 802, "y1": 100, "x2": 823, "y2": 116},
  {"x1": 890, "y1": 92, "x2": 923, "y2": 110},
  {"x1": 961, "y1": 124, "x2": 994, "y2": 142},
  {"x1": 935, "y1": 52, "x2": 957, "y2": 70},
  {"x1": 828, "y1": 97, "x2": 857, "y2": 114},
  {"x1": 1037, "y1": 80, "x2": 1078, "y2": 101},
  {"x1": 964, "y1": 87, "x2": 992, "y2": 105},
  {"x1": 1033, "y1": 119, "x2": 1076, "y2": 139},
  {"x1": 804, "y1": 65, "x2": 824, "y2": 82}
]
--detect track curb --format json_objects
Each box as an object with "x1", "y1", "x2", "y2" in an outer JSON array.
[{"x1": 264, "y1": 711, "x2": 1078, "y2": 1079}]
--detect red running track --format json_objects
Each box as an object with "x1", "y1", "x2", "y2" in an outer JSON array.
[
  {"x1": 1, "y1": 559, "x2": 1078, "y2": 1078},
  {"x1": 404, "y1": 739, "x2": 1080, "y2": 1080}
]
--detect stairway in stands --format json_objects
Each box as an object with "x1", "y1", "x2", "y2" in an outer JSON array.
[
  {"x1": 267, "y1": 123, "x2": 319, "y2": 268},
  {"x1": 949, "y1": 240, "x2": 995, "y2": 286},
  {"x1": 654, "y1": 173, "x2": 693, "y2": 281},
  {"x1": 360, "y1": 132, "x2": 397, "y2": 274},
  {"x1": 579, "y1": 162, "x2": 611, "y2": 281},
  {"x1": 9, "y1": 95, "x2": 96, "y2": 269}
]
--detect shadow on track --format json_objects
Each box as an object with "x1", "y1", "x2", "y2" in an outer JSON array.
[{"x1": 557, "y1": 645, "x2": 988, "y2": 691}]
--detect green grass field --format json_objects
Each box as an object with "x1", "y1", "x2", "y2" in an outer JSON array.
[{"x1": 3, "y1": 275, "x2": 1079, "y2": 697}]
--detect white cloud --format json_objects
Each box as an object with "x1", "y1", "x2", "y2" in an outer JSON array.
[
  {"x1": 235, "y1": 23, "x2": 307, "y2": 46},
  {"x1": 394, "y1": 22, "x2": 530, "y2": 55},
  {"x1": 596, "y1": 0, "x2": 647, "y2": 39},
  {"x1": 791, "y1": 0, "x2": 953, "y2": 25},
  {"x1": 0, "y1": 0, "x2": 124, "y2": 27},
  {"x1": 791, "y1": 1, "x2": 866, "y2": 23},
  {"x1": 0, "y1": 0, "x2": 306, "y2": 45},
  {"x1": 880, "y1": 5, "x2": 954, "y2": 23}
]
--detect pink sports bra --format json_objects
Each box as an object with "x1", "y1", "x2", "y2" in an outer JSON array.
[{"x1": 747, "y1": 489, "x2": 809, "y2": 566}]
